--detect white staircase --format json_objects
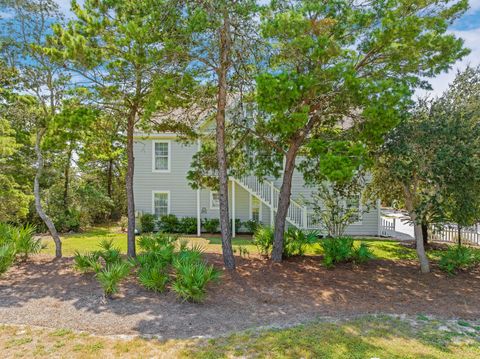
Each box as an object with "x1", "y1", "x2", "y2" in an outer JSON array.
[{"x1": 232, "y1": 175, "x2": 312, "y2": 229}]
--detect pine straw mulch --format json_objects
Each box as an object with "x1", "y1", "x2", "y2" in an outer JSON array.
[{"x1": 0, "y1": 253, "x2": 479, "y2": 339}]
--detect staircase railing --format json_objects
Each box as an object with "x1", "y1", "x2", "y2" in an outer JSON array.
[{"x1": 233, "y1": 175, "x2": 308, "y2": 228}]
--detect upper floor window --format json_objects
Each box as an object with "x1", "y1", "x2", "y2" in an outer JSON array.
[{"x1": 152, "y1": 141, "x2": 171, "y2": 172}]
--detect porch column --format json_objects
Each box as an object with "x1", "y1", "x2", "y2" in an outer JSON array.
[
  {"x1": 197, "y1": 188, "x2": 201, "y2": 237},
  {"x1": 270, "y1": 182, "x2": 274, "y2": 227},
  {"x1": 232, "y1": 179, "x2": 236, "y2": 238},
  {"x1": 197, "y1": 138, "x2": 202, "y2": 237}
]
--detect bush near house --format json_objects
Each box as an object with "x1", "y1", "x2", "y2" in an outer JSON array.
[
  {"x1": 320, "y1": 237, "x2": 374, "y2": 268},
  {"x1": 158, "y1": 214, "x2": 180, "y2": 233},
  {"x1": 203, "y1": 218, "x2": 220, "y2": 233},
  {"x1": 140, "y1": 213, "x2": 155, "y2": 233},
  {"x1": 179, "y1": 217, "x2": 198, "y2": 234}
]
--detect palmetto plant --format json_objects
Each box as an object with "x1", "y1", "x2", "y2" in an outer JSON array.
[
  {"x1": 0, "y1": 243, "x2": 16, "y2": 275},
  {"x1": 138, "y1": 263, "x2": 170, "y2": 293},
  {"x1": 172, "y1": 256, "x2": 220, "y2": 303},
  {"x1": 97, "y1": 261, "x2": 132, "y2": 298},
  {"x1": 12, "y1": 224, "x2": 43, "y2": 261}
]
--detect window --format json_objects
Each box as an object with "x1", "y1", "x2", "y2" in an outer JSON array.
[
  {"x1": 210, "y1": 191, "x2": 220, "y2": 209},
  {"x1": 250, "y1": 195, "x2": 261, "y2": 222},
  {"x1": 153, "y1": 191, "x2": 170, "y2": 217},
  {"x1": 152, "y1": 141, "x2": 170, "y2": 172}
]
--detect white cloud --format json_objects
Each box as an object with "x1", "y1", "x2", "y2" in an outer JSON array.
[{"x1": 416, "y1": 27, "x2": 480, "y2": 98}]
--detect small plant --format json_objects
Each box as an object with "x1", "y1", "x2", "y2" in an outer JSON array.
[
  {"x1": 202, "y1": 218, "x2": 220, "y2": 233},
  {"x1": 96, "y1": 261, "x2": 132, "y2": 298},
  {"x1": 234, "y1": 245, "x2": 250, "y2": 258},
  {"x1": 138, "y1": 263, "x2": 169, "y2": 293},
  {"x1": 235, "y1": 219, "x2": 243, "y2": 232},
  {"x1": 73, "y1": 251, "x2": 101, "y2": 273},
  {"x1": 0, "y1": 243, "x2": 16, "y2": 275},
  {"x1": 319, "y1": 237, "x2": 373, "y2": 268},
  {"x1": 179, "y1": 217, "x2": 197, "y2": 234},
  {"x1": 159, "y1": 214, "x2": 180, "y2": 233},
  {"x1": 140, "y1": 213, "x2": 156, "y2": 233},
  {"x1": 283, "y1": 228, "x2": 318, "y2": 257},
  {"x1": 244, "y1": 220, "x2": 259, "y2": 234},
  {"x1": 438, "y1": 246, "x2": 480, "y2": 275},
  {"x1": 172, "y1": 254, "x2": 220, "y2": 302},
  {"x1": 253, "y1": 226, "x2": 274, "y2": 257},
  {"x1": 10, "y1": 224, "x2": 42, "y2": 261}
]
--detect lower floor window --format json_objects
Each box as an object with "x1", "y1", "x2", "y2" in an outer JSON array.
[
  {"x1": 251, "y1": 195, "x2": 261, "y2": 222},
  {"x1": 153, "y1": 191, "x2": 169, "y2": 217}
]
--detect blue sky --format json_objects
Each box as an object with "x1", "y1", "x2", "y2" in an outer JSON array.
[{"x1": 51, "y1": 0, "x2": 479, "y2": 98}]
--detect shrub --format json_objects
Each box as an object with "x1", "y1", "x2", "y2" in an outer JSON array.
[
  {"x1": 320, "y1": 237, "x2": 373, "y2": 268},
  {"x1": 284, "y1": 228, "x2": 318, "y2": 257},
  {"x1": 179, "y1": 217, "x2": 197, "y2": 234},
  {"x1": 159, "y1": 214, "x2": 180, "y2": 233},
  {"x1": 137, "y1": 233, "x2": 176, "y2": 265},
  {"x1": 235, "y1": 219, "x2": 243, "y2": 232},
  {"x1": 253, "y1": 226, "x2": 274, "y2": 257},
  {"x1": 73, "y1": 251, "x2": 101, "y2": 273},
  {"x1": 140, "y1": 213, "x2": 156, "y2": 233},
  {"x1": 439, "y1": 246, "x2": 480, "y2": 275},
  {"x1": 119, "y1": 216, "x2": 128, "y2": 232},
  {"x1": 203, "y1": 218, "x2": 220, "y2": 233},
  {"x1": 97, "y1": 261, "x2": 132, "y2": 298},
  {"x1": 352, "y1": 242, "x2": 375, "y2": 264},
  {"x1": 138, "y1": 263, "x2": 169, "y2": 293},
  {"x1": 244, "y1": 220, "x2": 259, "y2": 234},
  {"x1": 0, "y1": 243, "x2": 16, "y2": 275},
  {"x1": 12, "y1": 224, "x2": 42, "y2": 261},
  {"x1": 54, "y1": 209, "x2": 81, "y2": 232},
  {"x1": 234, "y1": 245, "x2": 249, "y2": 258},
  {"x1": 172, "y1": 253, "x2": 220, "y2": 302}
]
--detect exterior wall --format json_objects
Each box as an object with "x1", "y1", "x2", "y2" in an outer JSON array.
[{"x1": 133, "y1": 134, "x2": 380, "y2": 236}]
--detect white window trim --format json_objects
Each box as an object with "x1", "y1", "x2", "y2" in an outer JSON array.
[
  {"x1": 249, "y1": 194, "x2": 262, "y2": 221},
  {"x1": 152, "y1": 190, "x2": 171, "y2": 217},
  {"x1": 210, "y1": 190, "x2": 220, "y2": 209},
  {"x1": 152, "y1": 140, "x2": 171, "y2": 173}
]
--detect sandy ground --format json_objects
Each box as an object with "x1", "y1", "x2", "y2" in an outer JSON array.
[{"x1": 1, "y1": 254, "x2": 479, "y2": 339}]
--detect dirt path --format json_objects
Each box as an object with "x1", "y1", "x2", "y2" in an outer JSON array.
[{"x1": 0, "y1": 254, "x2": 479, "y2": 339}]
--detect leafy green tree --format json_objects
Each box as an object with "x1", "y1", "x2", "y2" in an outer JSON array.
[
  {"x1": 0, "y1": 0, "x2": 69, "y2": 257},
  {"x1": 50, "y1": 0, "x2": 186, "y2": 257},
  {"x1": 251, "y1": 0, "x2": 468, "y2": 262}
]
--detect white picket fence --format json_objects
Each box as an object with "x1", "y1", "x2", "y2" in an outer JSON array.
[
  {"x1": 429, "y1": 225, "x2": 480, "y2": 246},
  {"x1": 380, "y1": 217, "x2": 396, "y2": 237}
]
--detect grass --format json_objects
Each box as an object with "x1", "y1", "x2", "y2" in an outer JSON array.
[
  {"x1": 40, "y1": 225, "x2": 443, "y2": 261},
  {"x1": 1, "y1": 316, "x2": 479, "y2": 358}
]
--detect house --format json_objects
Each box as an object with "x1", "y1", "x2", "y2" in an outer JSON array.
[{"x1": 133, "y1": 130, "x2": 382, "y2": 237}]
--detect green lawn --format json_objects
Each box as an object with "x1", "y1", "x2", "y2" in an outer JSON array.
[
  {"x1": 2, "y1": 316, "x2": 479, "y2": 358},
  {"x1": 40, "y1": 225, "x2": 443, "y2": 261}
]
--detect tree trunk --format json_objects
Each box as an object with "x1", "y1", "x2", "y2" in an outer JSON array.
[
  {"x1": 271, "y1": 144, "x2": 299, "y2": 262},
  {"x1": 34, "y1": 129, "x2": 62, "y2": 258},
  {"x1": 403, "y1": 185, "x2": 429, "y2": 273},
  {"x1": 107, "y1": 158, "x2": 113, "y2": 199},
  {"x1": 63, "y1": 146, "x2": 72, "y2": 209},
  {"x1": 421, "y1": 222, "x2": 429, "y2": 248},
  {"x1": 126, "y1": 112, "x2": 136, "y2": 258},
  {"x1": 215, "y1": 10, "x2": 235, "y2": 270}
]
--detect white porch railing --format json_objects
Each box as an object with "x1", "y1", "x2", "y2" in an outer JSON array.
[
  {"x1": 233, "y1": 175, "x2": 308, "y2": 228},
  {"x1": 380, "y1": 217, "x2": 396, "y2": 237}
]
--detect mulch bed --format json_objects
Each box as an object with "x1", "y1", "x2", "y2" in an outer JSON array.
[{"x1": 0, "y1": 254, "x2": 479, "y2": 339}]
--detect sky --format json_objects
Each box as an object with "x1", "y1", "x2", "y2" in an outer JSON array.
[{"x1": 44, "y1": 0, "x2": 480, "y2": 98}]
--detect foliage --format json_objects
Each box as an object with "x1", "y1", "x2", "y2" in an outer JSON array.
[
  {"x1": 202, "y1": 218, "x2": 220, "y2": 234},
  {"x1": 137, "y1": 263, "x2": 169, "y2": 293},
  {"x1": 11, "y1": 223, "x2": 42, "y2": 261},
  {"x1": 438, "y1": 246, "x2": 480, "y2": 275},
  {"x1": 140, "y1": 213, "x2": 156, "y2": 233},
  {"x1": 96, "y1": 261, "x2": 131, "y2": 298},
  {"x1": 0, "y1": 243, "x2": 16, "y2": 276},
  {"x1": 283, "y1": 228, "x2": 318, "y2": 257},
  {"x1": 178, "y1": 217, "x2": 197, "y2": 234},
  {"x1": 53, "y1": 209, "x2": 81, "y2": 233},
  {"x1": 243, "y1": 220, "x2": 259, "y2": 234},
  {"x1": 159, "y1": 214, "x2": 180, "y2": 233},
  {"x1": 309, "y1": 180, "x2": 364, "y2": 237},
  {"x1": 72, "y1": 239, "x2": 130, "y2": 297},
  {"x1": 172, "y1": 248, "x2": 220, "y2": 303},
  {"x1": 119, "y1": 216, "x2": 128, "y2": 232},
  {"x1": 253, "y1": 226, "x2": 274, "y2": 257},
  {"x1": 234, "y1": 245, "x2": 250, "y2": 258},
  {"x1": 320, "y1": 237, "x2": 374, "y2": 268}
]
